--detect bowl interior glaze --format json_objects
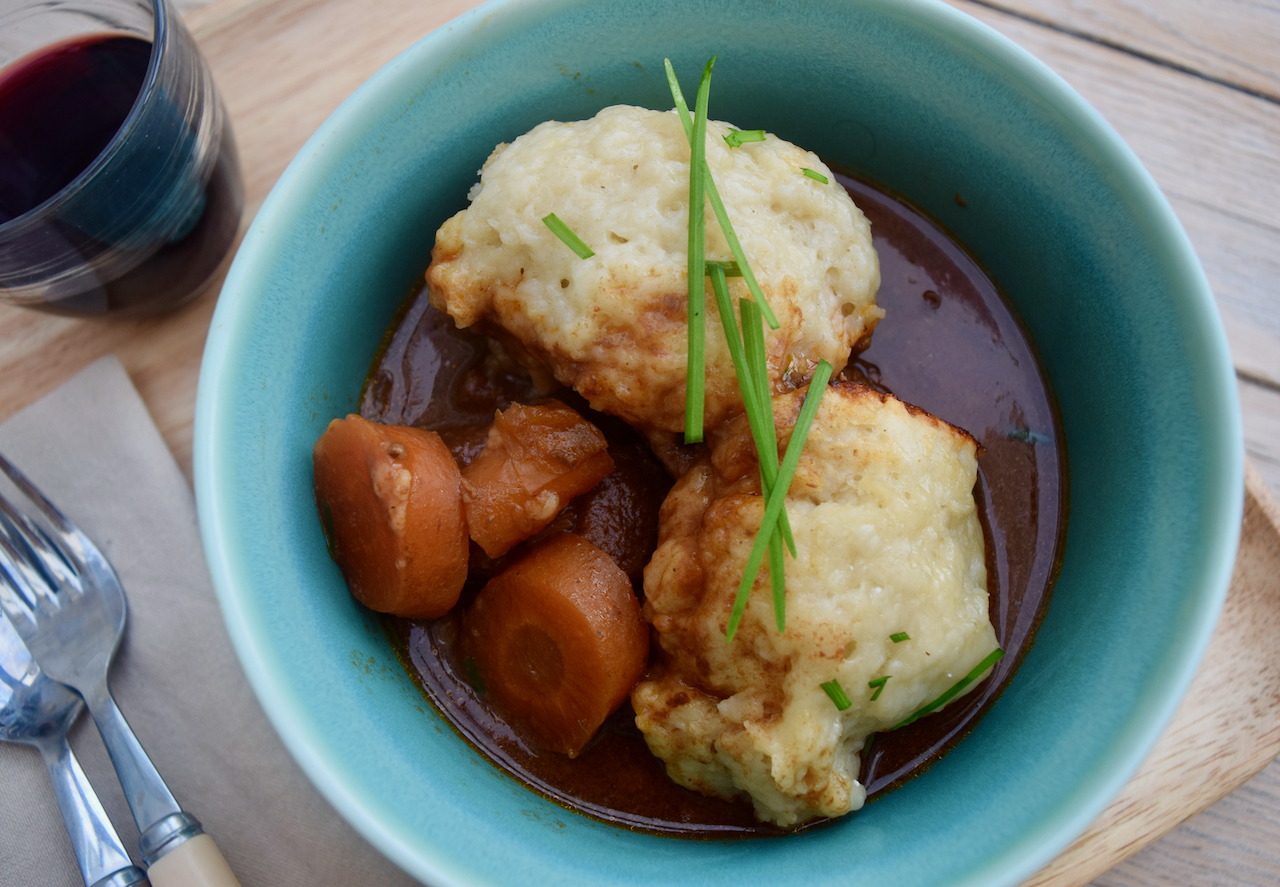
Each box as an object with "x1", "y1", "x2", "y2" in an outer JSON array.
[{"x1": 195, "y1": 1, "x2": 1243, "y2": 885}]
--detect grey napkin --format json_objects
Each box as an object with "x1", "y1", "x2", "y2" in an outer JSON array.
[{"x1": 0, "y1": 356, "x2": 421, "y2": 887}]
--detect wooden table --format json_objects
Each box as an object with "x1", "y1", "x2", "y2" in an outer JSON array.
[{"x1": 3, "y1": 0, "x2": 1278, "y2": 884}]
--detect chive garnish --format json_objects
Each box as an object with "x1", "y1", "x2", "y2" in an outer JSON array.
[
  {"x1": 707, "y1": 230, "x2": 792, "y2": 632},
  {"x1": 542, "y1": 213, "x2": 595, "y2": 259},
  {"x1": 724, "y1": 128, "x2": 766, "y2": 148},
  {"x1": 739, "y1": 298, "x2": 796, "y2": 554},
  {"x1": 801, "y1": 168, "x2": 829, "y2": 184},
  {"x1": 708, "y1": 265, "x2": 797, "y2": 569},
  {"x1": 892, "y1": 648, "x2": 1006, "y2": 730},
  {"x1": 890, "y1": 632, "x2": 911, "y2": 643},
  {"x1": 868, "y1": 675, "x2": 890, "y2": 701},
  {"x1": 740, "y1": 299, "x2": 773, "y2": 439},
  {"x1": 725, "y1": 360, "x2": 833, "y2": 642},
  {"x1": 679, "y1": 57, "x2": 716, "y2": 444},
  {"x1": 664, "y1": 59, "x2": 779, "y2": 330},
  {"x1": 665, "y1": 58, "x2": 827, "y2": 641},
  {"x1": 821, "y1": 679, "x2": 852, "y2": 711},
  {"x1": 767, "y1": 524, "x2": 787, "y2": 631},
  {"x1": 707, "y1": 265, "x2": 756, "y2": 411},
  {"x1": 705, "y1": 259, "x2": 742, "y2": 276},
  {"x1": 705, "y1": 273, "x2": 768, "y2": 476}
]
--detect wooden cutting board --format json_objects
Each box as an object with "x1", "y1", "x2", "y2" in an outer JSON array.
[
  {"x1": 1028, "y1": 463, "x2": 1280, "y2": 885},
  {"x1": 0, "y1": 0, "x2": 1275, "y2": 883}
]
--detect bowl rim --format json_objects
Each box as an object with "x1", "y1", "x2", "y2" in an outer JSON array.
[{"x1": 194, "y1": 0, "x2": 1244, "y2": 884}]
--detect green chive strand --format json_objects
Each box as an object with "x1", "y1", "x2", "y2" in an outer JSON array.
[
  {"x1": 821, "y1": 679, "x2": 852, "y2": 711},
  {"x1": 725, "y1": 360, "x2": 833, "y2": 641},
  {"x1": 665, "y1": 60, "x2": 778, "y2": 330},
  {"x1": 892, "y1": 648, "x2": 1006, "y2": 730},
  {"x1": 541, "y1": 213, "x2": 595, "y2": 259},
  {"x1": 680, "y1": 58, "x2": 715, "y2": 444}
]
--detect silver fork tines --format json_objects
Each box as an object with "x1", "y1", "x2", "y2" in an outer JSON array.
[
  {"x1": 0, "y1": 466, "x2": 90, "y2": 606},
  {"x1": 0, "y1": 515, "x2": 64, "y2": 619},
  {"x1": 0, "y1": 451, "x2": 207, "y2": 869},
  {"x1": 0, "y1": 504, "x2": 84, "y2": 597}
]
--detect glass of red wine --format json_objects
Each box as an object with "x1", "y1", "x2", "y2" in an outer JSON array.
[{"x1": 0, "y1": 0, "x2": 243, "y2": 317}]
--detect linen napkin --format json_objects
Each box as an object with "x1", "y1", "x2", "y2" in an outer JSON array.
[{"x1": 0, "y1": 356, "x2": 422, "y2": 887}]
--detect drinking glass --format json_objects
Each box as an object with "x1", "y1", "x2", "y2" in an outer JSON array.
[{"x1": 0, "y1": 0, "x2": 243, "y2": 317}]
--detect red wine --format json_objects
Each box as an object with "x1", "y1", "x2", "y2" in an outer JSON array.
[
  {"x1": 0, "y1": 35, "x2": 151, "y2": 223},
  {"x1": 0, "y1": 34, "x2": 242, "y2": 316}
]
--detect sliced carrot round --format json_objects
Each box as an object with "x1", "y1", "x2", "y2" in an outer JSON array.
[
  {"x1": 312, "y1": 414, "x2": 468, "y2": 618},
  {"x1": 463, "y1": 533, "x2": 648, "y2": 757}
]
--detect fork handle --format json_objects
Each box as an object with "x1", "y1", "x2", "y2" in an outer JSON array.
[
  {"x1": 37, "y1": 736, "x2": 149, "y2": 887},
  {"x1": 145, "y1": 834, "x2": 240, "y2": 887},
  {"x1": 81, "y1": 680, "x2": 241, "y2": 885},
  {"x1": 82, "y1": 678, "x2": 183, "y2": 836}
]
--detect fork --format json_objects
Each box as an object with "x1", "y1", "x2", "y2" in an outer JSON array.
[
  {"x1": 1, "y1": 614, "x2": 150, "y2": 887},
  {"x1": 0, "y1": 451, "x2": 241, "y2": 887}
]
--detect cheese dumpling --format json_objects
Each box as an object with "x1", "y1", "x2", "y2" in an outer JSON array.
[
  {"x1": 427, "y1": 105, "x2": 881, "y2": 436},
  {"x1": 632, "y1": 382, "x2": 998, "y2": 828}
]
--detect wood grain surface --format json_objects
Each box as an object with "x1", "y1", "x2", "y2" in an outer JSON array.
[
  {"x1": 1057, "y1": 465, "x2": 1280, "y2": 887},
  {"x1": 949, "y1": 5, "x2": 1280, "y2": 884},
  {"x1": 1, "y1": 0, "x2": 1277, "y2": 885},
  {"x1": 955, "y1": 0, "x2": 1280, "y2": 401}
]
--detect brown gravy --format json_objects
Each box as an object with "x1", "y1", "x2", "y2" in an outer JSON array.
[{"x1": 359, "y1": 174, "x2": 1065, "y2": 836}]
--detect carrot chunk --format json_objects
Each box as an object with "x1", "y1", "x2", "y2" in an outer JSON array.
[
  {"x1": 313, "y1": 414, "x2": 468, "y2": 618},
  {"x1": 463, "y1": 533, "x2": 649, "y2": 757},
  {"x1": 461, "y1": 400, "x2": 614, "y2": 558}
]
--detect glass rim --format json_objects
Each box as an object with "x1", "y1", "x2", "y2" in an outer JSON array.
[{"x1": 0, "y1": 0, "x2": 168, "y2": 235}]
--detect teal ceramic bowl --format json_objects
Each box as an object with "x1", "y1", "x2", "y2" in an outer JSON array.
[{"x1": 195, "y1": 0, "x2": 1243, "y2": 884}]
